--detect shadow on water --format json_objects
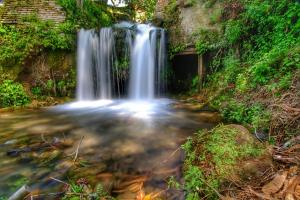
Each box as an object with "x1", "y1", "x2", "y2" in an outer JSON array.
[{"x1": 0, "y1": 99, "x2": 217, "y2": 199}]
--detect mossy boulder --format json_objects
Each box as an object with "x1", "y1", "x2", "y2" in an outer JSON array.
[{"x1": 182, "y1": 124, "x2": 268, "y2": 199}]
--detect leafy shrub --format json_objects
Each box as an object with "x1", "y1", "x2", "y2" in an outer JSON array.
[
  {"x1": 46, "y1": 80, "x2": 55, "y2": 92},
  {"x1": 201, "y1": 0, "x2": 300, "y2": 87},
  {"x1": 224, "y1": 19, "x2": 243, "y2": 44},
  {"x1": 0, "y1": 0, "x2": 115, "y2": 69},
  {"x1": 169, "y1": 43, "x2": 186, "y2": 59},
  {"x1": 130, "y1": 0, "x2": 158, "y2": 21},
  {"x1": 195, "y1": 28, "x2": 222, "y2": 55},
  {"x1": 190, "y1": 76, "x2": 200, "y2": 93},
  {"x1": 31, "y1": 86, "x2": 42, "y2": 96},
  {"x1": 222, "y1": 54, "x2": 240, "y2": 83},
  {"x1": 278, "y1": 72, "x2": 292, "y2": 90},
  {"x1": 218, "y1": 99, "x2": 271, "y2": 130},
  {"x1": 57, "y1": 0, "x2": 112, "y2": 29},
  {"x1": 235, "y1": 73, "x2": 249, "y2": 92},
  {"x1": 0, "y1": 80, "x2": 30, "y2": 107},
  {"x1": 197, "y1": 0, "x2": 299, "y2": 133},
  {"x1": 0, "y1": 16, "x2": 74, "y2": 68}
]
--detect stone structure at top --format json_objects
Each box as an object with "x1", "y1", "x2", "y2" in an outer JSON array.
[
  {"x1": 154, "y1": 0, "x2": 221, "y2": 46},
  {"x1": 0, "y1": 0, "x2": 66, "y2": 24}
]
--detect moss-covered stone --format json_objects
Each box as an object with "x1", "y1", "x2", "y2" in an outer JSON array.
[{"x1": 182, "y1": 124, "x2": 266, "y2": 199}]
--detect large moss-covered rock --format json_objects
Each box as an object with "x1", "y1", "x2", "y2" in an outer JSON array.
[{"x1": 182, "y1": 124, "x2": 268, "y2": 199}]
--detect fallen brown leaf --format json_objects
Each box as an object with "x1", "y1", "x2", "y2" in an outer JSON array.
[
  {"x1": 285, "y1": 193, "x2": 295, "y2": 200},
  {"x1": 286, "y1": 176, "x2": 300, "y2": 196},
  {"x1": 136, "y1": 189, "x2": 145, "y2": 200},
  {"x1": 262, "y1": 171, "x2": 288, "y2": 195},
  {"x1": 294, "y1": 185, "x2": 300, "y2": 199}
]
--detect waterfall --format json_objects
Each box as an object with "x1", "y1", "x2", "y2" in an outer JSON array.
[
  {"x1": 76, "y1": 23, "x2": 167, "y2": 101},
  {"x1": 129, "y1": 25, "x2": 168, "y2": 100},
  {"x1": 77, "y1": 29, "x2": 94, "y2": 101},
  {"x1": 76, "y1": 28, "x2": 115, "y2": 101},
  {"x1": 129, "y1": 24, "x2": 156, "y2": 100}
]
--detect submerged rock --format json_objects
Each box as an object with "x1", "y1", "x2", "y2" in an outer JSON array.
[
  {"x1": 4, "y1": 139, "x2": 18, "y2": 145},
  {"x1": 194, "y1": 112, "x2": 222, "y2": 123}
]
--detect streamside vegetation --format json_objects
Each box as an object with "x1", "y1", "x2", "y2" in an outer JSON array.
[
  {"x1": 172, "y1": 0, "x2": 300, "y2": 199},
  {"x1": 194, "y1": 0, "x2": 299, "y2": 139}
]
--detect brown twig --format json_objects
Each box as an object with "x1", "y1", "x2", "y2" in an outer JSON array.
[
  {"x1": 198, "y1": 177, "x2": 224, "y2": 199},
  {"x1": 162, "y1": 147, "x2": 181, "y2": 163},
  {"x1": 247, "y1": 187, "x2": 273, "y2": 200},
  {"x1": 29, "y1": 192, "x2": 65, "y2": 199},
  {"x1": 73, "y1": 136, "x2": 84, "y2": 162},
  {"x1": 50, "y1": 177, "x2": 69, "y2": 186},
  {"x1": 41, "y1": 133, "x2": 57, "y2": 149}
]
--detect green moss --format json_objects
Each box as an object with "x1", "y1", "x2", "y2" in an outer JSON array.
[
  {"x1": 182, "y1": 125, "x2": 264, "y2": 199},
  {"x1": 205, "y1": 125, "x2": 262, "y2": 176},
  {"x1": 209, "y1": 7, "x2": 222, "y2": 24}
]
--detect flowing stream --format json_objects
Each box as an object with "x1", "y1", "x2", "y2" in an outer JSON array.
[
  {"x1": 0, "y1": 102, "x2": 217, "y2": 199},
  {"x1": 0, "y1": 23, "x2": 218, "y2": 199}
]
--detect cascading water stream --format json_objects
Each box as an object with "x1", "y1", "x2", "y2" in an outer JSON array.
[
  {"x1": 77, "y1": 28, "x2": 115, "y2": 101},
  {"x1": 129, "y1": 24, "x2": 155, "y2": 100},
  {"x1": 76, "y1": 23, "x2": 167, "y2": 101}
]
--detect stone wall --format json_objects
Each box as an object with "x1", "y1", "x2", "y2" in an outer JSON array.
[
  {"x1": 19, "y1": 51, "x2": 76, "y2": 97},
  {"x1": 154, "y1": 0, "x2": 221, "y2": 46},
  {"x1": 0, "y1": 0, "x2": 65, "y2": 24},
  {"x1": 155, "y1": 0, "x2": 169, "y2": 21}
]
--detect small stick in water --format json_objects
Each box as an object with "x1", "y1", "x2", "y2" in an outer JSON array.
[
  {"x1": 73, "y1": 136, "x2": 84, "y2": 162},
  {"x1": 50, "y1": 177, "x2": 69, "y2": 186}
]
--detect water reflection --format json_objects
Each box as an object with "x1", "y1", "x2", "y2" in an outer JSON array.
[{"x1": 0, "y1": 100, "x2": 217, "y2": 199}]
